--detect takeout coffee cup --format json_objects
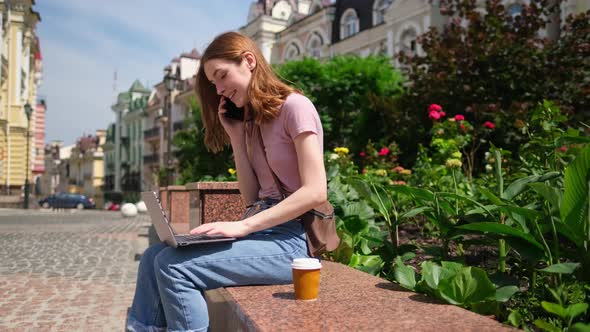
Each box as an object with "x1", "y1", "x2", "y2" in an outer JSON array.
[{"x1": 291, "y1": 258, "x2": 322, "y2": 301}]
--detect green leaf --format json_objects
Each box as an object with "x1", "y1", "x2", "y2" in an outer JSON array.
[
  {"x1": 342, "y1": 215, "x2": 369, "y2": 235},
  {"x1": 561, "y1": 144, "x2": 590, "y2": 238},
  {"x1": 389, "y1": 185, "x2": 434, "y2": 201},
  {"x1": 538, "y1": 262, "x2": 581, "y2": 274},
  {"x1": 438, "y1": 267, "x2": 496, "y2": 306},
  {"x1": 507, "y1": 310, "x2": 523, "y2": 328},
  {"x1": 534, "y1": 319, "x2": 562, "y2": 332},
  {"x1": 503, "y1": 172, "x2": 561, "y2": 200},
  {"x1": 457, "y1": 222, "x2": 544, "y2": 250},
  {"x1": 342, "y1": 201, "x2": 375, "y2": 221},
  {"x1": 420, "y1": 261, "x2": 443, "y2": 290},
  {"x1": 494, "y1": 285, "x2": 519, "y2": 302},
  {"x1": 571, "y1": 323, "x2": 590, "y2": 332},
  {"x1": 400, "y1": 206, "x2": 433, "y2": 219},
  {"x1": 541, "y1": 301, "x2": 568, "y2": 319},
  {"x1": 479, "y1": 187, "x2": 507, "y2": 206},
  {"x1": 565, "y1": 302, "x2": 588, "y2": 320},
  {"x1": 393, "y1": 256, "x2": 417, "y2": 290},
  {"x1": 528, "y1": 183, "x2": 562, "y2": 214},
  {"x1": 438, "y1": 192, "x2": 494, "y2": 216}
]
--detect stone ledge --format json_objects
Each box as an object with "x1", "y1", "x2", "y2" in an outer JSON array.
[
  {"x1": 205, "y1": 261, "x2": 514, "y2": 332},
  {"x1": 185, "y1": 181, "x2": 239, "y2": 190}
]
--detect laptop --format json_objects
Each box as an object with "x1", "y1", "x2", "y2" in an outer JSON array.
[{"x1": 141, "y1": 191, "x2": 236, "y2": 248}]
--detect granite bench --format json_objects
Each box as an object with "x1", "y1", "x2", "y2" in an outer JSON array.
[{"x1": 159, "y1": 183, "x2": 514, "y2": 331}]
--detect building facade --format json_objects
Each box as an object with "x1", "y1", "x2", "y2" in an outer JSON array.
[
  {"x1": 142, "y1": 49, "x2": 200, "y2": 190},
  {"x1": 0, "y1": 1, "x2": 42, "y2": 194},
  {"x1": 110, "y1": 80, "x2": 150, "y2": 193},
  {"x1": 242, "y1": 0, "x2": 589, "y2": 65},
  {"x1": 68, "y1": 130, "x2": 106, "y2": 206}
]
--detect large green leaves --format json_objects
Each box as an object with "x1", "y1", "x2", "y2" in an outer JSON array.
[
  {"x1": 438, "y1": 267, "x2": 497, "y2": 306},
  {"x1": 561, "y1": 144, "x2": 590, "y2": 240},
  {"x1": 457, "y1": 222, "x2": 544, "y2": 250}
]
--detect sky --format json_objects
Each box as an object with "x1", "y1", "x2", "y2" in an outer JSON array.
[{"x1": 35, "y1": 0, "x2": 252, "y2": 146}]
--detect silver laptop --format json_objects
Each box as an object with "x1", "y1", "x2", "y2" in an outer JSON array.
[{"x1": 141, "y1": 191, "x2": 236, "y2": 248}]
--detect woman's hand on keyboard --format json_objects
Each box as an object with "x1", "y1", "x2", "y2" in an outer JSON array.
[{"x1": 189, "y1": 221, "x2": 251, "y2": 238}]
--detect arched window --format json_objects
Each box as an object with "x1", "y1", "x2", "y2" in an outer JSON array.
[
  {"x1": 340, "y1": 9, "x2": 359, "y2": 39},
  {"x1": 306, "y1": 32, "x2": 324, "y2": 58},
  {"x1": 373, "y1": 0, "x2": 393, "y2": 25},
  {"x1": 400, "y1": 28, "x2": 417, "y2": 56},
  {"x1": 284, "y1": 43, "x2": 301, "y2": 62}
]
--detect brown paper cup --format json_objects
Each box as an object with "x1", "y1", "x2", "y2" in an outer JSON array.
[{"x1": 291, "y1": 258, "x2": 322, "y2": 301}]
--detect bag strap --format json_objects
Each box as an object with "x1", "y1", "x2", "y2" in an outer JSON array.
[{"x1": 252, "y1": 124, "x2": 333, "y2": 219}]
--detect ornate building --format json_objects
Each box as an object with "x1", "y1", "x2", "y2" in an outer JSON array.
[
  {"x1": 0, "y1": 0, "x2": 42, "y2": 194},
  {"x1": 241, "y1": 0, "x2": 589, "y2": 65},
  {"x1": 142, "y1": 49, "x2": 201, "y2": 190}
]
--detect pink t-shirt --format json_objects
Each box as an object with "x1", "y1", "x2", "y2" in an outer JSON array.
[{"x1": 249, "y1": 93, "x2": 323, "y2": 199}]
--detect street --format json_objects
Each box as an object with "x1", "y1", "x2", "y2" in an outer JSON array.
[{"x1": 0, "y1": 209, "x2": 151, "y2": 331}]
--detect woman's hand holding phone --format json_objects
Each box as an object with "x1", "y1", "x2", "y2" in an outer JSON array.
[{"x1": 217, "y1": 96, "x2": 244, "y2": 139}]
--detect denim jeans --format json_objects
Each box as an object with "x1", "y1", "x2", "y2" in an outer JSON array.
[{"x1": 126, "y1": 201, "x2": 310, "y2": 332}]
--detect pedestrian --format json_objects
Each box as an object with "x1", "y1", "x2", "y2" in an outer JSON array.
[{"x1": 126, "y1": 31, "x2": 331, "y2": 332}]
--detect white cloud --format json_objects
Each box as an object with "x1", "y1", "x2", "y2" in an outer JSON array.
[{"x1": 36, "y1": 0, "x2": 250, "y2": 145}]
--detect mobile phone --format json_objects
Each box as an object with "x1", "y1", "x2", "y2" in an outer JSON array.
[{"x1": 223, "y1": 98, "x2": 244, "y2": 121}]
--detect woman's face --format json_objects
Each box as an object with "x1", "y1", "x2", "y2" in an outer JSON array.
[{"x1": 204, "y1": 54, "x2": 255, "y2": 108}]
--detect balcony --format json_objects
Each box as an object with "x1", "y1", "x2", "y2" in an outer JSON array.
[
  {"x1": 143, "y1": 154, "x2": 159, "y2": 164},
  {"x1": 144, "y1": 127, "x2": 160, "y2": 139},
  {"x1": 173, "y1": 121, "x2": 185, "y2": 132}
]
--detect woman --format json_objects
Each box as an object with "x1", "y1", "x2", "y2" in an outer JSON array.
[{"x1": 126, "y1": 31, "x2": 327, "y2": 332}]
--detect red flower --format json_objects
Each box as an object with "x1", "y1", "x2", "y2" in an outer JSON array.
[
  {"x1": 455, "y1": 114, "x2": 465, "y2": 121},
  {"x1": 460, "y1": 123, "x2": 466, "y2": 131},
  {"x1": 378, "y1": 147, "x2": 390, "y2": 156},
  {"x1": 483, "y1": 121, "x2": 495, "y2": 129},
  {"x1": 428, "y1": 110, "x2": 441, "y2": 120},
  {"x1": 362, "y1": 168, "x2": 368, "y2": 174},
  {"x1": 359, "y1": 151, "x2": 366, "y2": 157},
  {"x1": 428, "y1": 104, "x2": 442, "y2": 113},
  {"x1": 558, "y1": 145, "x2": 568, "y2": 153}
]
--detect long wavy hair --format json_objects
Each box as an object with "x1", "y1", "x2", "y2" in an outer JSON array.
[{"x1": 196, "y1": 32, "x2": 298, "y2": 153}]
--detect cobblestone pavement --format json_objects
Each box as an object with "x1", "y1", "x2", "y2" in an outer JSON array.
[{"x1": 0, "y1": 209, "x2": 151, "y2": 331}]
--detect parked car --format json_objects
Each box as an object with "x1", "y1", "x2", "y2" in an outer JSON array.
[{"x1": 38, "y1": 193, "x2": 95, "y2": 210}]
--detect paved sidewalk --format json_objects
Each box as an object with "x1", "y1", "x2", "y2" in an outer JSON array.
[{"x1": 0, "y1": 209, "x2": 151, "y2": 331}]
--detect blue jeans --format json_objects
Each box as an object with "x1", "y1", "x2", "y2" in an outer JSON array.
[{"x1": 126, "y1": 206, "x2": 309, "y2": 332}]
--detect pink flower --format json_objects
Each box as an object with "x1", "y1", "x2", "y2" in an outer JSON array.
[
  {"x1": 392, "y1": 180, "x2": 407, "y2": 186},
  {"x1": 483, "y1": 121, "x2": 495, "y2": 129},
  {"x1": 359, "y1": 151, "x2": 366, "y2": 157},
  {"x1": 455, "y1": 114, "x2": 465, "y2": 121},
  {"x1": 362, "y1": 169, "x2": 368, "y2": 174},
  {"x1": 428, "y1": 110, "x2": 441, "y2": 120},
  {"x1": 378, "y1": 147, "x2": 390, "y2": 156},
  {"x1": 428, "y1": 104, "x2": 442, "y2": 113},
  {"x1": 558, "y1": 145, "x2": 568, "y2": 153},
  {"x1": 439, "y1": 111, "x2": 446, "y2": 117}
]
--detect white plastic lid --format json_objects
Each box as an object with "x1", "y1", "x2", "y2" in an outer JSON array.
[{"x1": 291, "y1": 258, "x2": 322, "y2": 270}]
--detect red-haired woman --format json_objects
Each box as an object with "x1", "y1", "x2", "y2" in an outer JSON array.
[{"x1": 127, "y1": 32, "x2": 328, "y2": 332}]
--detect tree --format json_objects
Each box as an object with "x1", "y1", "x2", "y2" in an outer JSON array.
[
  {"x1": 276, "y1": 56, "x2": 406, "y2": 154},
  {"x1": 172, "y1": 97, "x2": 234, "y2": 183}
]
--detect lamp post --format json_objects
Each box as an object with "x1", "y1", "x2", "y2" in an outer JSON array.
[
  {"x1": 163, "y1": 67, "x2": 177, "y2": 186},
  {"x1": 23, "y1": 102, "x2": 33, "y2": 209}
]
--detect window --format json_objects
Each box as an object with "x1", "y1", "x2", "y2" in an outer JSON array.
[
  {"x1": 284, "y1": 43, "x2": 301, "y2": 62},
  {"x1": 400, "y1": 29, "x2": 418, "y2": 55},
  {"x1": 374, "y1": 0, "x2": 393, "y2": 25},
  {"x1": 340, "y1": 9, "x2": 359, "y2": 39},
  {"x1": 306, "y1": 32, "x2": 324, "y2": 58}
]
